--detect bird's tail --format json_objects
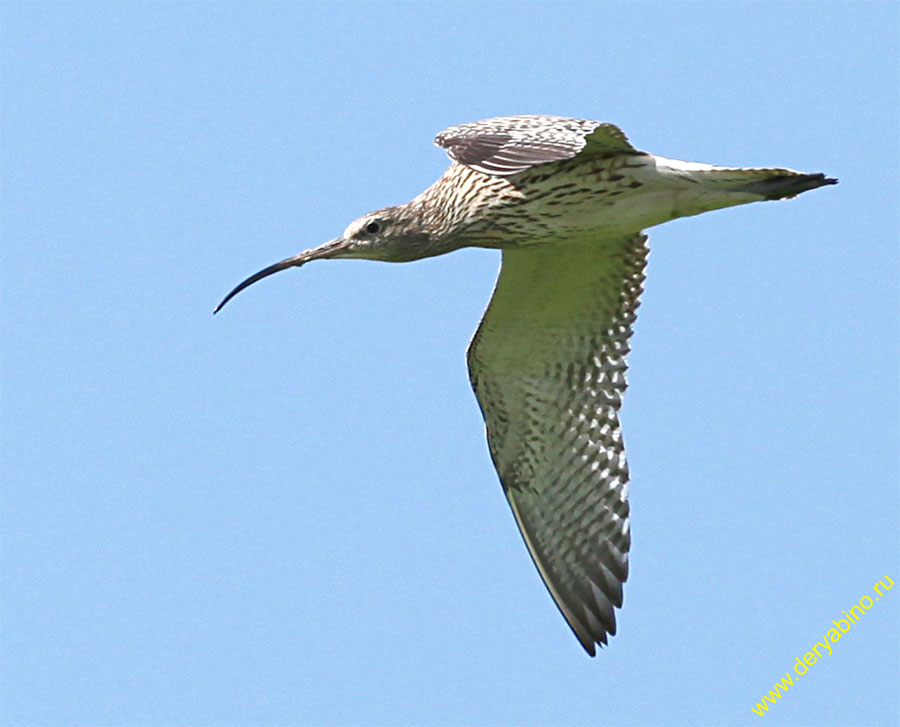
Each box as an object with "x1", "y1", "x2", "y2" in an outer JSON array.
[
  {"x1": 725, "y1": 169, "x2": 838, "y2": 200},
  {"x1": 650, "y1": 156, "x2": 838, "y2": 203}
]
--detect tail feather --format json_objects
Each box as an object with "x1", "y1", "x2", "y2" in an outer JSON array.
[{"x1": 731, "y1": 171, "x2": 838, "y2": 200}]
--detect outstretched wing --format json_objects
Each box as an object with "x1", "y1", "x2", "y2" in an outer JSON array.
[
  {"x1": 467, "y1": 232, "x2": 648, "y2": 654},
  {"x1": 435, "y1": 115, "x2": 640, "y2": 176}
]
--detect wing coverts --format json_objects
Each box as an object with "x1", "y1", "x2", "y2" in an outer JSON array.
[
  {"x1": 435, "y1": 114, "x2": 639, "y2": 176},
  {"x1": 467, "y1": 233, "x2": 648, "y2": 654}
]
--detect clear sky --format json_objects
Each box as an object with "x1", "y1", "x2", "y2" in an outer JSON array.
[{"x1": 2, "y1": 3, "x2": 898, "y2": 726}]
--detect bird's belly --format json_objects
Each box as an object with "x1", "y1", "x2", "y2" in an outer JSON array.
[{"x1": 488, "y1": 188, "x2": 682, "y2": 245}]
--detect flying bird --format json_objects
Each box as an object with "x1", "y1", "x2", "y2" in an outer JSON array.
[{"x1": 215, "y1": 115, "x2": 836, "y2": 655}]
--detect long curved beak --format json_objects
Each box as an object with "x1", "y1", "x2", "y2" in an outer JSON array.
[{"x1": 214, "y1": 238, "x2": 351, "y2": 313}]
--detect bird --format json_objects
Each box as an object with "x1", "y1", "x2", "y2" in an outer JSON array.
[{"x1": 215, "y1": 115, "x2": 836, "y2": 655}]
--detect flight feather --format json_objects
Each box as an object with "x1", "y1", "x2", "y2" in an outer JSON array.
[{"x1": 467, "y1": 232, "x2": 648, "y2": 654}]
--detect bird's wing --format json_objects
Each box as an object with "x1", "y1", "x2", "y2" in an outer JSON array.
[
  {"x1": 435, "y1": 115, "x2": 639, "y2": 176},
  {"x1": 467, "y1": 232, "x2": 648, "y2": 655}
]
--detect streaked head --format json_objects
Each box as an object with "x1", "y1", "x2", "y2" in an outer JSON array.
[{"x1": 213, "y1": 204, "x2": 440, "y2": 313}]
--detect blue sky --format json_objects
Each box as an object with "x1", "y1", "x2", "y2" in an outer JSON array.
[{"x1": 2, "y1": 2, "x2": 897, "y2": 726}]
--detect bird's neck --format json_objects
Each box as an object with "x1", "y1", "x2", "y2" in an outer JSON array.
[{"x1": 405, "y1": 164, "x2": 524, "y2": 251}]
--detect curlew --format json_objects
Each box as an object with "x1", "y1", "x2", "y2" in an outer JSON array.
[{"x1": 215, "y1": 115, "x2": 836, "y2": 655}]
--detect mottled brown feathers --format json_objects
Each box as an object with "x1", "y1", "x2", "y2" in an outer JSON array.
[{"x1": 435, "y1": 115, "x2": 639, "y2": 176}]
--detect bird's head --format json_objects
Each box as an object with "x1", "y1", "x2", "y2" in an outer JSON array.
[{"x1": 213, "y1": 203, "x2": 445, "y2": 313}]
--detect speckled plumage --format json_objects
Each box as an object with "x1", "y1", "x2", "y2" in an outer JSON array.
[
  {"x1": 467, "y1": 231, "x2": 647, "y2": 651},
  {"x1": 216, "y1": 115, "x2": 836, "y2": 655}
]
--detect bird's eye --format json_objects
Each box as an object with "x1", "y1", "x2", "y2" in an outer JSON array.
[{"x1": 365, "y1": 221, "x2": 381, "y2": 234}]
